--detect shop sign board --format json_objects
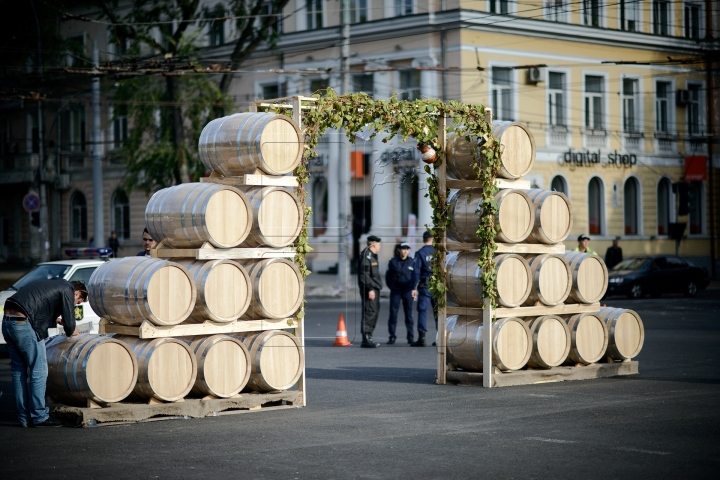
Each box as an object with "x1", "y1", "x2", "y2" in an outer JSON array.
[
  {"x1": 684, "y1": 156, "x2": 707, "y2": 181},
  {"x1": 559, "y1": 149, "x2": 637, "y2": 170}
]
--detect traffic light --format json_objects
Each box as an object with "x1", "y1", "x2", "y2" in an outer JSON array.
[
  {"x1": 30, "y1": 211, "x2": 40, "y2": 227},
  {"x1": 672, "y1": 182, "x2": 690, "y2": 216}
]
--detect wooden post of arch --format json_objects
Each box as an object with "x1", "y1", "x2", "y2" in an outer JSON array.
[{"x1": 436, "y1": 115, "x2": 447, "y2": 385}]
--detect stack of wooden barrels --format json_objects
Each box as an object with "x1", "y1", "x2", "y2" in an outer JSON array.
[
  {"x1": 46, "y1": 112, "x2": 307, "y2": 406},
  {"x1": 444, "y1": 121, "x2": 645, "y2": 374}
]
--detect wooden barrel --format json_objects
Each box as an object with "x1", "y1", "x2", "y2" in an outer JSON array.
[
  {"x1": 597, "y1": 307, "x2": 644, "y2": 361},
  {"x1": 88, "y1": 257, "x2": 196, "y2": 327},
  {"x1": 199, "y1": 112, "x2": 303, "y2": 176},
  {"x1": 239, "y1": 258, "x2": 304, "y2": 319},
  {"x1": 446, "y1": 316, "x2": 531, "y2": 371},
  {"x1": 238, "y1": 186, "x2": 303, "y2": 248},
  {"x1": 562, "y1": 251, "x2": 609, "y2": 303},
  {"x1": 145, "y1": 182, "x2": 252, "y2": 249},
  {"x1": 184, "y1": 335, "x2": 251, "y2": 398},
  {"x1": 525, "y1": 189, "x2": 573, "y2": 244},
  {"x1": 239, "y1": 330, "x2": 304, "y2": 392},
  {"x1": 524, "y1": 315, "x2": 571, "y2": 368},
  {"x1": 448, "y1": 188, "x2": 535, "y2": 244},
  {"x1": 175, "y1": 259, "x2": 251, "y2": 323},
  {"x1": 446, "y1": 121, "x2": 535, "y2": 180},
  {"x1": 115, "y1": 336, "x2": 198, "y2": 402},
  {"x1": 447, "y1": 252, "x2": 531, "y2": 308},
  {"x1": 563, "y1": 313, "x2": 609, "y2": 365},
  {"x1": 524, "y1": 254, "x2": 572, "y2": 306},
  {"x1": 46, "y1": 334, "x2": 138, "y2": 406}
]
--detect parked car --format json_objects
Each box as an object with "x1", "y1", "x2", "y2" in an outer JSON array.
[
  {"x1": 0, "y1": 259, "x2": 105, "y2": 353},
  {"x1": 606, "y1": 255, "x2": 710, "y2": 299}
]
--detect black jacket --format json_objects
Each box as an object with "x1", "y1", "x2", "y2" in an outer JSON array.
[
  {"x1": 605, "y1": 246, "x2": 623, "y2": 270},
  {"x1": 386, "y1": 256, "x2": 419, "y2": 291},
  {"x1": 4, "y1": 279, "x2": 77, "y2": 340},
  {"x1": 358, "y1": 247, "x2": 382, "y2": 291},
  {"x1": 414, "y1": 245, "x2": 436, "y2": 289}
]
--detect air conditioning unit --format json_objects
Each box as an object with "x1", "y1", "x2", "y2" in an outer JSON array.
[
  {"x1": 676, "y1": 89, "x2": 690, "y2": 106},
  {"x1": 527, "y1": 67, "x2": 545, "y2": 84},
  {"x1": 55, "y1": 173, "x2": 71, "y2": 190}
]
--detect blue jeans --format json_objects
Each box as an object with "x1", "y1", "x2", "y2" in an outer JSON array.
[{"x1": 2, "y1": 316, "x2": 49, "y2": 425}]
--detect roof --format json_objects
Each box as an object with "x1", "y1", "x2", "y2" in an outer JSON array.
[{"x1": 39, "y1": 259, "x2": 106, "y2": 267}]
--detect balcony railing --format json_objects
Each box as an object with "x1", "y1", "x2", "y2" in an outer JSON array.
[
  {"x1": 623, "y1": 133, "x2": 643, "y2": 151},
  {"x1": 687, "y1": 138, "x2": 707, "y2": 154},
  {"x1": 583, "y1": 130, "x2": 607, "y2": 148},
  {"x1": 549, "y1": 127, "x2": 569, "y2": 146},
  {"x1": 1, "y1": 153, "x2": 40, "y2": 172},
  {"x1": 655, "y1": 134, "x2": 676, "y2": 152}
]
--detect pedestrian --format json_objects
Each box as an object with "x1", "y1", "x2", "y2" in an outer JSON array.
[
  {"x1": 358, "y1": 235, "x2": 383, "y2": 348},
  {"x1": 573, "y1": 234, "x2": 598, "y2": 255},
  {"x1": 107, "y1": 230, "x2": 120, "y2": 258},
  {"x1": 2, "y1": 279, "x2": 86, "y2": 427},
  {"x1": 411, "y1": 231, "x2": 437, "y2": 347},
  {"x1": 605, "y1": 238, "x2": 623, "y2": 269},
  {"x1": 385, "y1": 243, "x2": 419, "y2": 345},
  {"x1": 137, "y1": 228, "x2": 157, "y2": 256}
]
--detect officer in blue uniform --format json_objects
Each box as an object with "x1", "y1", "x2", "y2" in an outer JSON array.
[
  {"x1": 411, "y1": 231, "x2": 437, "y2": 347},
  {"x1": 385, "y1": 243, "x2": 419, "y2": 344}
]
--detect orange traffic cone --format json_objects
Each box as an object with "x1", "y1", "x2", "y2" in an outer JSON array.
[{"x1": 332, "y1": 314, "x2": 352, "y2": 346}]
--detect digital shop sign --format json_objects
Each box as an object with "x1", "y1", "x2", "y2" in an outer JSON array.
[{"x1": 559, "y1": 149, "x2": 637, "y2": 170}]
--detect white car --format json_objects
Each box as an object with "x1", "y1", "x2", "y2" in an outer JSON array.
[{"x1": 0, "y1": 259, "x2": 106, "y2": 352}]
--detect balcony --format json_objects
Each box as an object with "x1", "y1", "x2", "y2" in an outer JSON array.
[
  {"x1": 654, "y1": 133, "x2": 676, "y2": 153},
  {"x1": 548, "y1": 127, "x2": 569, "y2": 147},
  {"x1": 1, "y1": 153, "x2": 40, "y2": 172},
  {"x1": 686, "y1": 137, "x2": 707, "y2": 154},
  {"x1": 583, "y1": 130, "x2": 607, "y2": 149},
  {"x1": 623, "y1": 133, "x2": 643, "y2": 152}
]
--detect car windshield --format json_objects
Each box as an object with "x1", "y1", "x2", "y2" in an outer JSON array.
[
  {"x1": 12, "y1": 264, "x2": 72, "y2": 290},
  {"x1": 611, "y1": 258, "x2": 651, "y2": 271}
]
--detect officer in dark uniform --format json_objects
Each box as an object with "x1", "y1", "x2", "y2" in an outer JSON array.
[
  {"x1": 358, "y1": 235, "x2": 382, "y2": 348},
  {"x1": 385, "y1": 243, "x2": 419, "y2": 344},
  {"x1": 411, "y1": 231, "x2": 437, "y2": 347}
]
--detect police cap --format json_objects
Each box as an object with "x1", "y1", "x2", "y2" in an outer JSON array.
[{"x1": 367, "y1": 235, "x2": 381, "y2": 243}]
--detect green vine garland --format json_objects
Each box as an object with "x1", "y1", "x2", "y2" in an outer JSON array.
[{"x1": 269, "y1": 89, "x2": 503, "y2": 315}]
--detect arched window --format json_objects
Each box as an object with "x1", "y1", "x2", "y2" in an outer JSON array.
[
  {"x1": 623, "y1": 177, "x2": 640, "y2": 235},
  {"x1": 312, "y1": 178, "x2": 328, "y2": 236},
  {"x1": 400, "y1": 172, "x2": 419, "y2": 236},
  {"x1": 550, "y1": 175, "x2": 568, "y2": 196},
  {"x1": 688, "y1": 182, "x2": 704, "y2": 234},
  {"x1": 588, "y1": 177, "x2": 604, "y2": 235},
  {"x1": 112, "y1": 190, "x2": 130, "y2": 240},
  {"x1": 70, "y1": 191, "x2": 87, "y2": 241},
  {"x1": 657, "y1": 178, "x2": 672, "y2": 235}
]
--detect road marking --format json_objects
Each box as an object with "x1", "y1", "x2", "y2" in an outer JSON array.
[
  {"x1": 613, "y1": 447, "x2": 670, "y2": 455},
  {"x1": 525, "y1": 437, "x2": 576, "y2": 444}
]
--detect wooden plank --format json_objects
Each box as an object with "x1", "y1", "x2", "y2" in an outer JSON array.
[
  {"x1": 483, "y1": 298, "x2": 493, "y2": 388},
  {"x1": 446, "y1": 302, "x2": 600, "y2": 318},
  {"x1": 295, "y1": 316, "x2": 307, "y2": 407},
  {"x1": 437, "y1": 115, "x2": 447, "y2": 386},
  {"x1": 101, "y1": 318, "x2": 298, "y2": 339},
  {"x1": 200, "y1": 175, "x2": 298, "y2": 187},
  {"x1": 446, "y1": 361, "x2": 639, "y2": 387},
  {"x1": 151, "y1": 246, "x2": 296, "y2": 260},
  {"x1": 446, "y1": 241, "x2": 565, "y2": 254},
  {"x1": 446, "y1": 178, "x2": 531, "y2": 190}
]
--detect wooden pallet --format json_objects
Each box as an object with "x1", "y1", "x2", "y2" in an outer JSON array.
[
  {"x1": 447, "y1": 178, "x2": 531, "y2": 190},
  {"x1": 150, "y1": 242, "x2": 296, "y2": 260},
  {"x1": 447, "y1": 242, "x2": 565, "y2": 254},
  {"x1": 99, "y1": 317, "x2": 297, "y2": 339},
  {"x1": 446, "y1": 361, "x2": 638, "y2": 388},
  {"x1": 200, "y1": 173, "x2": 298, "y2": 187},
  {"x1": 446, "y1": 302, "x2": 600, "y2": 318},
  {"x1": 50, "y1": 391, "x2": 299, "y2": 427}
]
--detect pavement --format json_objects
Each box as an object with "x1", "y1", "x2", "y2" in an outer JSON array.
[{"x1": 0, "y1": 286, "x2": 719, "y2": 478}]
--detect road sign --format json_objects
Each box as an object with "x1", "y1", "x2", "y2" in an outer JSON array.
[{"x1": 23, "y1": 193, "x2": 40, "y2": 213}]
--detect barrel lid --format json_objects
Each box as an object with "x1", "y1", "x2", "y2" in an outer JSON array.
[
  {"x1": 147, "y1": 265, "x2": 195, "y2": 324},
  {"x1": 259, "y1": 116, "x2": 302, "y2": 174},
  {"x1": 496, "y1": 255, "x2": 531, "y2": 306},
  {"x1": 535, "y1": 316, "x2": 570, "y2": 366},
  {"x1": 497, "y1": 191, "x2": 533, "y2": 242},
  {"x1": 204, "y1": 262, "x2": 251, "y2": 320},
  {"x1": 148, "y1": 340, "x2": 196, "y2": 400},
  {"x1": 256, "y1": 188, "x2": 302, "y2": 246},
  {"x1": 257, "y1": 260, "x2": 302, "y2": 317},
  {"x1": 259, "y1": 332, "x2": 302, "y2": 390},
  {"x1": 85, "y1": 340, "x2": 137, "y2": 403},
  {"x1": 203, "y1": 338, "x2": 249, "y2": 395},
  {"x1": 575, "y1": 314, "x2": 607, "y2": 362},
  {"x1": 496, "y1": 123, "x2": 534, "y2": 177},
  {"x1": 495, "y1": 319, "x2": 530, "y2": 370},
  {"x1": 537, "y1": 193, "x2": 572, "y2": 243},
  {"x1": 537, "y1": 256, "x2": 571, "y2": 304},
  {"x1": 614, "y1": 311, "x2": 643, "y2": 358},
  {"x1": 576, "y1": 256, "x2": 608, "y2": 302},
  {"x1": 205, "y1": 188, "x2": 251, "y2": 247}
]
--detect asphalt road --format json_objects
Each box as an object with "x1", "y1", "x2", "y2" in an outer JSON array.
[{"x1": 1, "y1": 290, "x2": 719, "y2": 479}]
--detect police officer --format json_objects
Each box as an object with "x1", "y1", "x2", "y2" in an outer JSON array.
[
  {"x1": 385, "y1": 243, "x2": 419, "y2": 344},
  {"x1": 411, "y1": 231, "x2": 437, "y2": 347},
  {"x1": 358, "y1": 235, "x2": 383, "y2": 348}
]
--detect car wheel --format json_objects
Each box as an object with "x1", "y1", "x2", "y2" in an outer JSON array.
[
  {"x1": 628, "y1": 283, "x2": 643, "y2": 299},
  {"x1": 684, "y1": 281, "x2": 698, "y2": 297}
]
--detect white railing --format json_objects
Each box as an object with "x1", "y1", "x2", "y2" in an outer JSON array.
[
  {"x1": 549, "y1": 129, "x2": 568, "y2": 146},
  {"x1": 584, "y1": 132, "x2": 607, "y2": 148},
  {"x1": 624, "y1": 135, "x2": 642, "y2": 151},
  {"x1": 687, "y1": 139, "x2": 706, "y2": 153},
  {"x1": 656, "y1": 137, "x2": 675, "y2": 152}
]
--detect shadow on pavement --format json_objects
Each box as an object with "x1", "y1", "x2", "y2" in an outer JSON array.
[{"x1": 306, "y1": 366, "x2": 435, "y2": 385}]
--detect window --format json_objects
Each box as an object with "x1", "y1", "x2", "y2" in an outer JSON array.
[
  {"x1": 588, "y1": 177, "x2": 604, "y2": 235},
  {"x1": 687, "y1": 84, "x2": 702, "y2": 136},
  {"x1": 307, "y1": 0, "x2": 323, "y2": 29},
  {"x1": 584, "y1": 75, "x2": 604, "y2": 131},
  {"x1": 395, "y1": 0, "x2": 413, "y2": 16},
  {"x1": 685, "y1": 2, "x2": 701, "y2": 40},
  {"x1": 545, "y1": 1, "x2": 568, "y2": 22},
  {"x1": 70, "y1": 191, "x2": 88, "y2": 241},
  {"x1": 312, "y1": 178, "x2": 327, "y2": 236},
  {"x1": 583, "y1": 0, "x2": 601, "y2": 27},
  {"x1": 657, "y1": 178, "x2": 672, "y2": 235},
  {"x1": 492, "y1": 67, "x2": 513, "y2": 121},
  {"x1": 208, "y1": 20, "x2": 224, "y2": 46},
  {"x1": 112, "y1": 190, "x2": 130, "y2": 240},
  {"x1": 655, "y1": 81, "x2": 671, "y2": 133},
  {"x1": 399, "y1": 70, "x2": 421, "y2": 101},
  {"x1": 64, "y1": 108, "x2": 86, "y2": 152},
  {"x1": 353, "y1": 74, "x2": 374, "y2": 95},
  {"x1": 622, "y1": 78, "x2": 639, "y2": 134},
  {"x1": 400, "y1": 173, "x2": 419, "y2": 235},
  {"x1": 351, "y1": 0, "x2": 368, "y2": 23},
  {"x1": 310, "y1": 78, "x2": 329, "y2": 95},
  {"x1": 112, "y1": 105, "x2": 128, "y2": 150},
  {"x1": 489, "y1": 0, "x2": 509, "y2": 14},
  {"x1": 688, "y1": 182, "x2": 703, "y2": 234},
  {"x1": 624, "y1": 177, "x2": 640, "y2": 235},
  {"x1": 66, "y1": 34, "x2": 84, "y2": 67},
  {"x1": 68, "y1": 267, "x2": 97, "y2": 285},
  {"x1": 653, "y1": 1, "x2": 670, "y2": 35},
  {"x1": 262, "y1": 84, "x2": 279, "y2": 100},
  {"x1": 548, "y1": 72, "x2": 566, "y2": 127},
  {"x1": 551, "y1": 175, "x2": 568, "y2": 196},
  {"x1": 620, "y1": 0, "x2": 640, "y2": 31}
]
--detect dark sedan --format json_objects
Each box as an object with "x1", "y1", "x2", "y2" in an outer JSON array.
[{"x1": 606, "y1": 255, "x2": 710, "y2": 299}]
